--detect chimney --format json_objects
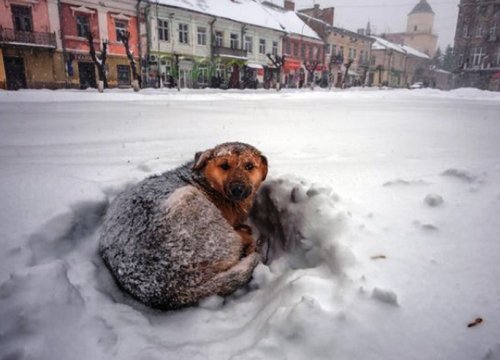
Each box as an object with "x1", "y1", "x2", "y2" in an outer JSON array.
[
  {"x1": 284, "y1": 0, "x2": 295, "y2": 11},
  {"x1": 322, "y1": 7, "x2": 334, "y2": 26}
]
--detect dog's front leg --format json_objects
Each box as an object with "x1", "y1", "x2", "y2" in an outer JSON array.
[{"x1": 235, "y1": 224, "x2": 256, "y2": 257}]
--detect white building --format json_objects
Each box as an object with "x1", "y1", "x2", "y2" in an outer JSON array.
[{"x1": 141, "y1": 0, "x2": 287, "y2": 88}]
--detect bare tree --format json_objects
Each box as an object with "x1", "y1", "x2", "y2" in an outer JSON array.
[
  {"x1": 86, "y1": 31, "x2": 108, "y2": 91},
  {"x1": 343, "y1": 59, "x2": 354, "y2": 88},
  {"x1": 305, "y1": 60, "x2": 320, "y2": 89},
  {"x1": 266, "y1": 54, "x2": 285, "y2": 91},
  {"x1": 118, "y1": 30, "x2": 140, "y2": 91}
]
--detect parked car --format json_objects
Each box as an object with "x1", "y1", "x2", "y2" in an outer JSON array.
[{"x1": 410, "y1": 82, "x2": 424, "y2": 89}]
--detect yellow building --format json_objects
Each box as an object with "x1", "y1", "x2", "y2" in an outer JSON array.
[{"x1": 370, "y1": 36, "x2": 429, "y2": 87}]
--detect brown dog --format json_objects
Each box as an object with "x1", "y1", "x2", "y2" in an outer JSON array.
[
  {"x1": 100, "y1": 142, "x2": 268, "y2": 309},
  {"x1": 192, "y1": 142, "x2": 268, "y2": 254}
]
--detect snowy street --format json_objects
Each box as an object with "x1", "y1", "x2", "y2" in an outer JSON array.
[{"x1": 1, "y1": 88, "x2": 500, "y2": 360}]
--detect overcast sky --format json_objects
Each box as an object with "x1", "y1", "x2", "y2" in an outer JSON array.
[{"x1": 291, "y1": 0, "x2": 460, "y2": 49}]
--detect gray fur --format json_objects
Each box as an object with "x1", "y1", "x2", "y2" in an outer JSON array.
[{"x1": 99, "y1": 162, "x2": 260, "y2": 310}]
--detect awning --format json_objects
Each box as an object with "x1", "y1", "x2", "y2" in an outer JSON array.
[
  {"x1": 284, "y1": 58, "x2": 301, "y2": 72},
  {"x1": 246, "y1": 63, "x2": 264, "y2": 69}
]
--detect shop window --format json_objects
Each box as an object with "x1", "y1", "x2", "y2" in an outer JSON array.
[{"x1": 117, "y1": 65, "x2": 131, "y2": 86}]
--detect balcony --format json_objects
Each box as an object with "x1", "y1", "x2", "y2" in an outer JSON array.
[
  {"x1": 212, "y1": 46, "x2": 247, "y2": 60},
  {"x1": 0, "y1": 28, "x2": 56, "y2": 48}
]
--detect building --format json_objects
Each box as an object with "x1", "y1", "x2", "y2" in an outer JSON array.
[
  {"x1": 385, "y1": 0, "x2": 438, "y2": 57},
  {"x1": 298, "y1": 4, "x2": 374, "y2": 87},
  {"x1": 452, "y1": 0, "x2": 500, "y2": 91},
  {"x1": 141, "y1": 0, "x2": 286, "y2": 89},
  {"x1": 370, "y1": 36, "x2": 430, "y2": 87},
  {"x1": 0, "y1": 0, "x2": 57, "y2": 89},
  {"x1": 263, "y1": 1, "x2": 324, "y2": 88},
  {"x1": 59, "y1": 0, "x2": 139, "y2": 88}
]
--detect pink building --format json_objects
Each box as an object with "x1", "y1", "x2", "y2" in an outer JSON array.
[{"x1": 0, "y1": 0, "x2": 57, "y2": 89}]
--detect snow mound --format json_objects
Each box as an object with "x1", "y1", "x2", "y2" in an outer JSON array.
[
  {"x1": 424, "y1": 193, "x2": 444, "y2": 207},
  {"x1": 250, "y1": 176, "x2": 354, "y2": 273}
]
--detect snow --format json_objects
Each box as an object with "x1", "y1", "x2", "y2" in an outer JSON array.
[
  {"x1": 1, "y1": 87, "x2": 500, "y2": 360},
  {"x1": 372, "y1": 35, "x2": 430, "y2": 59},
  {"x1": 154, "y1": 0, "x2": 320, "y2": 40}
]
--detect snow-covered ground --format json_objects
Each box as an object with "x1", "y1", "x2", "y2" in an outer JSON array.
[{"x1": 1, "y1": 87, "x2": 500, "y2": 360}]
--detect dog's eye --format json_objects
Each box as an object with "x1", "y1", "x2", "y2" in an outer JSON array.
[
  {"x1": 219, "y1": 162, "x2": 230, "y2": 171},
  {"x1": 245, "y1": 163, "x2": 255, "y2": 171}
]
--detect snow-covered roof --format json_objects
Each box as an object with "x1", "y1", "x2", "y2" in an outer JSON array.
[
  {"x1": 371, "y1": 36, "x2": 429, "y2": 59},
  {"x1": 153, "y1": 0, "x2": 320, "y2": 40},
  {"x1": 262, "y1": 5, "x2": 321, "y2": 40}
]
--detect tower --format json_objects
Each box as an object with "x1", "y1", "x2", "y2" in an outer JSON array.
[{"x1": 404, "y1": 0, "x2": 438, "y2": 56}]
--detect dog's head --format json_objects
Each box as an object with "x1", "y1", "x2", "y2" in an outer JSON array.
[{"x1": 192, "y1": 142, "x2": 268, "y2": 203}]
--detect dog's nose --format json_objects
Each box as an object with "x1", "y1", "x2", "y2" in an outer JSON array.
[{"x1": 228, "y1": 182, "x2": 250, "y2": 201}]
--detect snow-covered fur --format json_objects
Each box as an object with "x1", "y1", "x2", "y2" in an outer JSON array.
[{"x1": 99, "y1": 162, "x2": 260, "y2": 310}]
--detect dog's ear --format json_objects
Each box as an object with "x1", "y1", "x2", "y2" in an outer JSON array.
[
  {"x1": 259, "y1": 155, "x2": 268, "y2": 181},
  {"x1": 192, "y1": 149, "x2": 212, "y2": 171}
]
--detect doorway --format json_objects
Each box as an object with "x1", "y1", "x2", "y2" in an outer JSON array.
[
  {"x1": 4, "y1": 56, "x2": 27, "y2": 90},
  {"x1": 78, "y1": 62, "x2": 96, "y2": 89}
]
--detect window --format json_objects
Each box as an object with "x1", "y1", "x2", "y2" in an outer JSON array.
[
  {"x1": 332, "y1": 44, "x2": 336, "y2": 56},
  {"x1": 353, "y1": 49, "x2": 357, "y2": 61},
  {"x1": 301, "y1": 43, "x2": 305, "y2": 58},
  {"x1": 197, "y1": 27, "x2": 207, "y2": 45},
  {"x1": 215, "y1": 31, "x2": 223, "y2": 47},
  {"x1": 458, "y1": 54, "x2": 464, "y2": 67},
  {"x1": 463, "y1": 24, "x2": 469, "y2": 38},
  {"x1": 117, "y1": 65, "x2": 131, "y2": 86},
  {"x1": 360, "y1": 50, "x2": 364, "y2": 63},
  {"x1": 476, "y1": 24, "x2": 484, "y2": 38},
  {"x1": 471, "y1": 47, "x2": 484, "y2": 66},
  {"x1": 348, "y1": 48, "x2": 354, "y2": 60},
  {"x1": 178, "y1": 23, "x2": 189, "y2": 44},
  {"x1": 495, "y1": 48, "x2": 500, "y2": 66},
  {"x1": 12, "y1": 5, "x2": 32, "y2": 32},
  {"x1": 259, "y1": 39, "x2": 266, "y2": 54},
  {"x1": 339, "y1": 46, "x2": 344, "y2": 58},
  {"x1": 272, "y1": 41, "x2": 278, "y2": 56},
  {"x1": 115, "y1": 20, "x2": 127, "y2": 40},
  {"x1": 244, "y1": 36, "x2": 253, "y2": 53},
  {"x1": 285, "y1": 39, "x2": 291, "y2": 55},
  {"x1": 158, "y1": 19, "x2": 169, "y2": 41},
  {"x1": 76, "y1": 15, "x2": 90, "y2": 37},
  {"x1": 490, "y1": 23, "x2": 498, "y2": 39},
  {"x1": 293, "y1": 42, "x2": 298, "y2": 56},
  {"x1": 197, "y1": 65, "x2": 209, "y2": 85},
  {"x1": 230, "y1": 33, "x2": 239, "y2": 49}
]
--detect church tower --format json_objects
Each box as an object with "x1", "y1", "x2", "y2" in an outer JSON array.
[{"x1": 404, "y1": 0, "x2": 438, "y2": 56}]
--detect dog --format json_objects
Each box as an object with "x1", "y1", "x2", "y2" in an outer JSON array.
[{"x1": 99, "y1": 142, "x2": 268, "y2": 310}]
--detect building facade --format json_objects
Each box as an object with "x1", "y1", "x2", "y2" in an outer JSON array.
[
  {"x1": 59, "y1": 0, "x2": 139, "y2": 88},
  {"x1": 370, "y1": 36, "x2": 430, "y2": 87},
  {"x1": 452, "y1": 0, "x2": 500, "y2": 91},
  {"x1": 298, "y1": 4, "x2": 373, "y2": 87},
  {"x1": 142, "y1": 1, "x2": 285, "y2": 89},
  {"x1": 0, "y1": 0, "x2": 57, "y2": 89}
]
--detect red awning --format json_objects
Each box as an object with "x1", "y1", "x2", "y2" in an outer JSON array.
[{"x1": 284, "y1": 59, "x2": 301, "y2": 72}]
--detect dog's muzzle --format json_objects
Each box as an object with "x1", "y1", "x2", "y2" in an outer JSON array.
[{"x1": 227, "y1": 182, "x2": 251, "y2": 201}]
